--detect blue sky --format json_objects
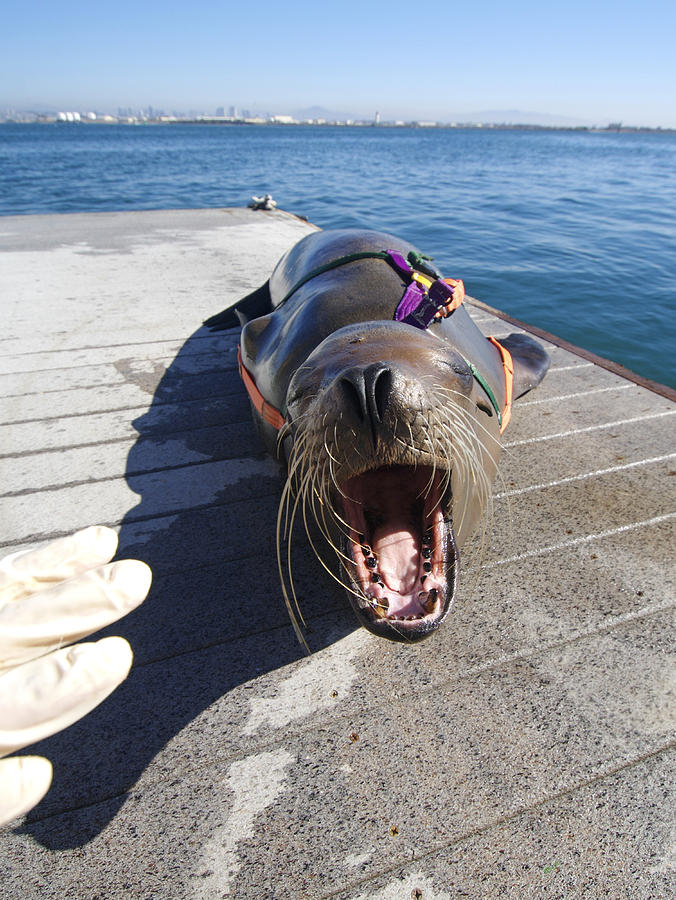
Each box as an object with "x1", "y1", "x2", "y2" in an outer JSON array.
[{"x1": 3, "y1": 0, "x2": 675, "y2": 126}]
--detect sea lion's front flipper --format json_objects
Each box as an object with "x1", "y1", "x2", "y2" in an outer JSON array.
[
  {"x1": 499, "y1": 333, "x2": 550, "y2": 399},
  {"x1": 203, "y1": 280, "x2": 272, "y2": 331}
]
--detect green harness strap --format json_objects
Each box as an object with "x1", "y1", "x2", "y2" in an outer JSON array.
[
  {"x1": 277, "y1": 250, "x2": 393, "y2": 307},
  {"x1": 466, "y1": 362, "x2": 502, "y2": 429}
]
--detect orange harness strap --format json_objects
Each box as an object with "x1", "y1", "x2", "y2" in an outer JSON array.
[
  {"x1": 237, "y1": 346, "x2": 286, "y2": 431},
  {"x1": 486, "y1": 336, "x2": 514, "y2": 433}
]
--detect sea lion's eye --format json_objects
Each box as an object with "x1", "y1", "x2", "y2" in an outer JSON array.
[
  {"x1": 476, "y1": 400, "x2": 493, "y2": 416},
  {"x1": 440, "y1": 358, "x2": 473, "y2": 389},
  {"x1": 287, "y1": 388, "x2": 304, "y2": 406},
  {"x1": 448, "y1": 361, "x2": 471, "y2": 376}
]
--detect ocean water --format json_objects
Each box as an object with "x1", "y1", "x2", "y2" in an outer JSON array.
[{"x1": 1, "y1": 123, "x2": 674, "y2": 389}]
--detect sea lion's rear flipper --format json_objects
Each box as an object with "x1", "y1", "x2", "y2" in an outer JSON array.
[
  {"x1": 203, "y1": 280, "x2": 272, "y2": 331},
  {"x1": 500, "y1": 333, "x2": 550, "y2": 399}
]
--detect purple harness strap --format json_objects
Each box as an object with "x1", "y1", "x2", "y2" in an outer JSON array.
[{"x1": 388, "y1": 250, "x2": 459, "y2": 329}]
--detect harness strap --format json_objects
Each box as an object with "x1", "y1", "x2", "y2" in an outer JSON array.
[
  {"x1": 465, "y1": 360, "x2": 502, "y2": 430},
  {"x1": 237, "y1": 346, "x2": 286, "y2": 430},
  {"x1": 277, "y1": 250, "x2": 394, "y2": 307},
  {"x1": 486, "y1": 336, "x2": 514, "y2": 433}
]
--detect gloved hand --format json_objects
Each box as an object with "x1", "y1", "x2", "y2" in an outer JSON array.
[{"x1": 0, "y1": 526, "x2": 151, "y2": 826}]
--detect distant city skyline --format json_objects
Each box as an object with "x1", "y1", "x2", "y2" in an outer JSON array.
[
  {"x1": 3, "y1": 104, "x2": 669, "y2": 131},
  {"x1": 3, "y1": 0, "x2": 675, "y2": 129}
]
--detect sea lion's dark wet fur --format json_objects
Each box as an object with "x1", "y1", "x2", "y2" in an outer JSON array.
[{"x1": 206, "y1": 229, "x2": 549, "y2": 644}]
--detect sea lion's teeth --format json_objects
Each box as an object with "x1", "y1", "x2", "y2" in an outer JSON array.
[
  {"x1": 423, "y1": 532, "x2": 432, "y2": 545},
  {"x1": 366, "y1": 557, "x2": 377, "y2": 569},
  {"x1": 361, "y1": 545, "x2": 371, "y2": 556},
  {"x1": 422, "y1": 547, "x2": 432, "y2": 558},
  {"x1": 371, "y1": 572, "x2": 381, "y2": 583},
  {"x1": 423, "y1": 588, "x2": 439, "y2": 614},
  {"x1": 369, "y1": 595, "x2": 389, "y2": 619},
  {"x1": 423, "y1": 561, "x2": 432, "y2": 573}
]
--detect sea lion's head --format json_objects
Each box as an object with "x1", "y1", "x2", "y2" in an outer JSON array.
[{"x1": 281, "y1": 321, "x2": 501, "y2": 643}]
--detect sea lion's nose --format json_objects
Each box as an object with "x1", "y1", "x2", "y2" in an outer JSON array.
[{"x1": 338, "y1": 363, "x2": 393, "y2": 430}]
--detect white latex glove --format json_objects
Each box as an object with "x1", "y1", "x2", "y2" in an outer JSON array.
[{"x1": 0, "y1": 526, "x2": 151, "y2": 826}]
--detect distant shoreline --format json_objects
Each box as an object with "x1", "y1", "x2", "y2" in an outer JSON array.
[{"x1": 1, "y1": 118, "x2": 674, "y2": 134}]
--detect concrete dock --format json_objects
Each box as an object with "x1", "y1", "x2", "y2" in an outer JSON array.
[{"x1": 0, "y1": 208, "x2": 674, "y2": 899}]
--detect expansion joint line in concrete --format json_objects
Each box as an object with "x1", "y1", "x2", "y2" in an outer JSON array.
[
  {"x1": 547, "y1": 362, "x2": 595, "y2": 373},
  {"x1": 0, "y1": 453, "x2": 270, "y2": 499},
  {"x1": 117, "y1": 596, "x2": 676, "y2": 683},
  {"x1": 0, "y1": 365, "x2": 237, "y2": 396},
  {"x1": 484, "y1": 512, "x2": 676, "y2": 567},
  {"x1": 0, "y1": 421, "x2": 253, "y2": 461},
  {"x1": 493, "y1": 452, "x2": 676, "y2": 498},
  {"x1": 504, "y1": 409, "x2": 676, "y2": 448},
  {"x1": 0, "y1": 390, "x2": 246, "y2": 426},
  {"x1": 518, "y1": 383, "x2": 634, "y2": 406},
  {"x1": 0, "y1": 489, "x2": 281, "y2": 551},
  {"x1": 0, "y1": 331, "x2": 227, "y2": 359}
]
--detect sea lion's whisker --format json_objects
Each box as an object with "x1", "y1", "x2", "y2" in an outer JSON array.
[
  {"x1": 293, "y1": 431, "x2": 355, "y2": 568},
  {"x1": 406, "y1": 421, "x2": 416, "y2": 464},
  {"x1": 302, "y1": 485, "x2": 367, "y2": 602},
  {"x1": 324, "y1": 439, "x2": 341, "y2": 466},
  {"x1": 303, "y1": 490, "x2": 355, "y2": 583},
  {"x1": 276, "y1": 481, "x2": 310, "y2": 653}
]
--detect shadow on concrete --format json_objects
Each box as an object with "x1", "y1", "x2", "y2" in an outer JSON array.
[{"x1": 18, "y1": 326, "x2": 355, "y2": 849}]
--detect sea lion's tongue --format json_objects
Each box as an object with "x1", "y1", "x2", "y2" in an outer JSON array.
[{"x1": 372, "y1": 517, "x2": 419, "y2": 595}]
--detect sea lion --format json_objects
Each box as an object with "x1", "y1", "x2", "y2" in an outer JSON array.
[{"x1": 205, "y1": 229, "x2": 549, "y2": 645}]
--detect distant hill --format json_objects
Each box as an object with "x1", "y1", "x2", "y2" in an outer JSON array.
[{"x1": 292, "y1": 105, "x2": 362, "y2": 121}]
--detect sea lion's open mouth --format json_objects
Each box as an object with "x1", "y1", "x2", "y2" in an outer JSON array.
[{"x1": 341, "y1": 465, "x2": 458, "y2": 640}]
